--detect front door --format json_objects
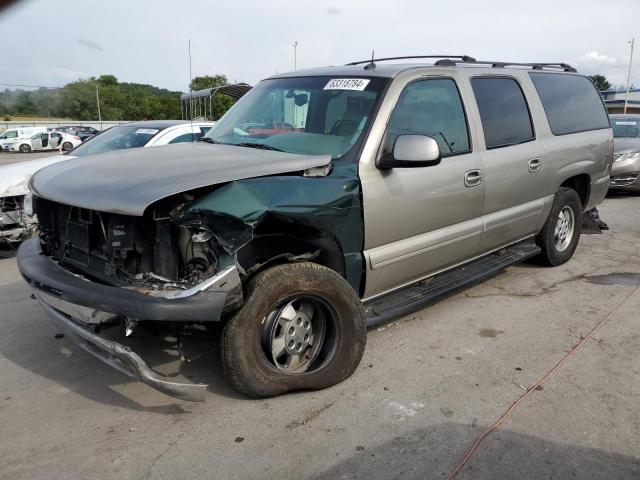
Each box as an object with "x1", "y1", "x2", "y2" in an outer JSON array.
[
  {"x1": 360, "y1": 75, "x2": 485, "y2": 298},
  {"x1": 31, "y1": 134, "x2": 44, "y2": 150}
]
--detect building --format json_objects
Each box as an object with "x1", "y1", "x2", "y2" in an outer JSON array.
[{"x1": 600, "y1": 88, "x2": 640, "y2": 114}]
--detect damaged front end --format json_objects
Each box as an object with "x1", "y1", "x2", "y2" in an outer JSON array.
[
  {"x1": 0, "y1": 195, "x2": 36, "y2": 246},
  {"x1": 18, "y1": 194, "x2": 246, "y2": 400}
]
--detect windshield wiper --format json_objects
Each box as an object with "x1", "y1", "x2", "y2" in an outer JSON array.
[
  {"x1": 234, "y1": 142, "x2": 285, "y2": 152},
  {"x1": 198, "y1": 137, "x2": 218, "y2": 144}
]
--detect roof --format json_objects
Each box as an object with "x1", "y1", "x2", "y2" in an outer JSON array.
[
  {"x1": 609, "y1": 113, "x2": 640, "y2": 119},
  {"x1": 269, "y1": 56, "x2": 578, "y2": 79},
  {"x1": 180, "y1": 83, "x2": 252, "y2": 101}
]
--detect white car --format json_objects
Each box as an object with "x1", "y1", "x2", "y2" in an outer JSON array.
[
  {"x1": 0, "y1": 120, "x2": 215, "y2": 244},
  {"x1": 9, "y1": 131, "x2": 82, "y2": 153},
  {"x1": 0, "y1": 126, "x2": 48, "y2": 151}
]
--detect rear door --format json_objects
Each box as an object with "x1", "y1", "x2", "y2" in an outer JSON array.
[{"x1": 467, "y1": 73, "x2": 548, "y2": 249}]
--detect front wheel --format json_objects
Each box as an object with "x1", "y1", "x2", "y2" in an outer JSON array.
[
  {"x1": 221, "y1": 262, "x2": 366, "y2": 398},
  {"x1": 19, "y1": 144, "x2": 31, "y2": 153},
  {"x1": 535, "y1": 187, "x2": 583, "y2": 266},
  {"x1": 61, "y1": 141, "x2": 73, "y2": 151}
]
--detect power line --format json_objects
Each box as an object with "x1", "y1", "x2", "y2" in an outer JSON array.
[{"x1": 0, "y1": 83, "x2": 61, "y2": 89}]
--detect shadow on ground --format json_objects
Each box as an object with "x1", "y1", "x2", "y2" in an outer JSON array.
[{"x1": 312, "y1": 423, "x2": 640, "y2": 480}]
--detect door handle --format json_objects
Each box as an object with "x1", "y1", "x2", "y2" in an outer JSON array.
[
  {"x1": 528, "y1": 158, "x2": 542, "y2": 173},
  {"x1": 464, "y1": 170, "x2": 483, "y2": 187}
]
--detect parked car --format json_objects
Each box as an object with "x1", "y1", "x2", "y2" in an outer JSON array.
[
  {"x1": 0, "y1": 126, "x2": 48, "y2": 151},
  {"x1": 0, "y1": 121, "x2": 215, "y2": 244},
  {"x1": 609, "y1": 114, "x2": 640, "y2": 192},
  {"x1": 69, "y1": 126, "x2": 100, "y2": 142},
  {"x1": 9, "y1": 131, "x2": 82, "y2": 153},
  {"x1": 17, "y1": 56, "x2": 612, "y2": 401}
]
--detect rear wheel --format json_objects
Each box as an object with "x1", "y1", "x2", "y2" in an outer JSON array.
[
  {"x1": 535, "y1": 187, "x2": 582, "y2": 266},
  {"x1": 61, "y1": 141, "x2": 73, "y2": 151},
  {"x1": 221, "y1": 262, "x2": 366, "y2": 398},
  {"x1": 19, "y1": 144, "x2": 31, "y2": 153}
]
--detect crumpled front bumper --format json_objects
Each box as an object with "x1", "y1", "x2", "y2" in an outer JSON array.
[{"x1": 17, "y1": 237, "x2": 243, "y2": 401}]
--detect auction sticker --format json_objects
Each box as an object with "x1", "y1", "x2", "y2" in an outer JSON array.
[
  {"x1": 615, "y1": 121, "x2": 637, "y2": 125},
  {"x1": 324, "y1": 78, "x2": 370, "y2": 91},
  {"x1": 135, "y1": 128, "x2": 159, "y2": 135}
]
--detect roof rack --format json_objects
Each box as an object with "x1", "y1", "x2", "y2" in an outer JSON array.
[
  {"x1": 434, "y1": 58, "x2": 576, "y2": 72},
  {"x1": 345, "y1": 55, "x2": 576, "y2": 73},
  {"x1": 346, "y1": 55, "x2": 476, "y2": 69}
]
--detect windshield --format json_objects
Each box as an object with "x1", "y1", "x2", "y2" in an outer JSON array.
[
  {"x1": 69, "y1": 125, "x2": 162, "y2": 157},
  {"x1": 612, "y1": 118, "x2": 640, "y2": 138},
  {"x1": 204, "y1": 76, "x2": 389, "y2": 159}
]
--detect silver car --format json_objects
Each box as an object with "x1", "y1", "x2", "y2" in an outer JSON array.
[
  {"x1": 609, "y1": 114, "x2": 640, "y2": 192},
  {"x1": 18, "y1": 55, "x2": 612, "y2": 400}
]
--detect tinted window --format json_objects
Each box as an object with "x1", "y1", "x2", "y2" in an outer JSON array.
[
  {"x1": 471, "y1": 77, "x2": 534, "y2": 148},
  {"x1": 530, "y1": 73, "x2": 610, "y2": 135},
  {"x1": 386, "y1": 78, "x2": 470, "y2": 155}
]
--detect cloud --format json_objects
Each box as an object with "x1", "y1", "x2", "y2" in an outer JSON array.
[
  {"x1": 326, "y1": 6, "x2": 342, "y2": 15},
  {"x1": 77, "y1": 38, "x2": 103, "y2": 52},
  {"x1": 575, "y1": 51, "x2": 631, "y2": 88}
]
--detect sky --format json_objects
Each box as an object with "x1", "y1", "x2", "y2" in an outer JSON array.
[{"x1": 0, "y1": 0, "x2": 638, "y2": 92}]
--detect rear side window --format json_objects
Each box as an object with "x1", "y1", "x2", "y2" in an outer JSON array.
[
  {"x1": 386, "y1": 78, "x2": 470, "y2": 156},
  {"x1": 168, "y1": 132, "x2": 194, "y2": 144},
  {"x1": 471, "y1": 77, "x2": 535, "y2": 149},
  {"x1": 529, "y1": 73, "x2": 610, "y2": 135}
]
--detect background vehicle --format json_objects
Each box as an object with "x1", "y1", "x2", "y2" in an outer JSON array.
[
  {"x1": 0, "y1": 120, "x2": 215, "y2": 244},
  {"x1": 9, "y1": 131, "x2": 82, "y2": 153},
  {"x1": 609, "y1": 114, "x2": 640, "y2": 192},
  {"x1": 63, "y1": 126, "x2": 100, "y2": 142},
  {"x1": 18, "y1": 56, "x2": 612, "y2": 400},
  {"x1": 0, "y1": 126, "x2": 48, "y2": 151}
]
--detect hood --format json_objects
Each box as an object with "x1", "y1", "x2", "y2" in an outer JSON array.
[
  {"x1": 30, "y1": 142, "x2": 331, "y2": 216},
  {"x1": 613, "y1": 137, "x2": 640, "y2": 153},
  {"x1": 0, "y1": 155, "x2": 73, "y2": 198}
]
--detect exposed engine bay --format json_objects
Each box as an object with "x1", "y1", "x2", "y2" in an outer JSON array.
[{"x1": 35, "y1": 195, "x2": 223, "y2": 293}]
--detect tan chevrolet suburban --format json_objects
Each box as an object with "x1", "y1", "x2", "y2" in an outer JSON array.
[{"x1": 18, "y1": 55, "x2": 612, "y2": 400}]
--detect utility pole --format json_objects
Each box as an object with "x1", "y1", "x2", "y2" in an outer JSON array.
[
  {"x1": 96, "y1": 86, "x2": 102, "y2": 129},
  {"x1": 293, "y1": 41, "x2": 298, "y2": 70},
  {"x1": 624, "y1": 38, "x2": 635, "y2": 114}
]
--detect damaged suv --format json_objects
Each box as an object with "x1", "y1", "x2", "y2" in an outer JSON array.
[{"x1": 18, "y1": 56, "x2": 612, "y2": 400}]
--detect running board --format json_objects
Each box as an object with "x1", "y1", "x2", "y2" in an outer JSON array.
[{"x1": 364, "y1": 238, "x2": 541, "y2": 328}]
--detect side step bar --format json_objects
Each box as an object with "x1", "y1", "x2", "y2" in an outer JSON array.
[{"x1": 364, "y1": 238, "x2": 541, "y2": 328}]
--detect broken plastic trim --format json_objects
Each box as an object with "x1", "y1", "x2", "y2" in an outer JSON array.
[{"x1": 36, "y1": 296, "x2": 208, "y2": 401}]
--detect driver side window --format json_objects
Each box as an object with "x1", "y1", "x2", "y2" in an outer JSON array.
[{"x1": 386, "y1": 78, "x2": 471, "y2": 156}]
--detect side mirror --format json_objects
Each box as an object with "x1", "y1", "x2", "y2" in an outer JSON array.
[{"x1": 377, "y1": 134, "x2": 441, "y2": 169}]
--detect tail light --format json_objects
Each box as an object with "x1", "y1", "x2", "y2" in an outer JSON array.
[{"x1": 72, "y1": 135, "x2": 81, "y2": 141}]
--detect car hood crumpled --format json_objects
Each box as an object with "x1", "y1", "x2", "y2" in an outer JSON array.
[
  {"x1": 30, "y1": 142, "x2": 331, "y2": 216},
  {"x1": 0, "y1": 155, "x2": 72, "y2": 198}
]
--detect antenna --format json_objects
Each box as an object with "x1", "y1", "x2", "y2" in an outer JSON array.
[{"x1": 365, "y1": 50, "x2": 376, "y2": 70}]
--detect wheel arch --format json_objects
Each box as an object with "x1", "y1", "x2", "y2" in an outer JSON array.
[{"x1": 559, "y1": 173, "x2": 591, "y2": 210}]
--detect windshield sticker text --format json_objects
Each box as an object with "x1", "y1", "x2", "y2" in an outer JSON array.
[
  {"x1": 135, "y1": 128, "x2": 159, "y2": 135},
  {"x1": 615, "y1": 121, "x2": 637, "y2": 126},
  {"x1": 324, "y1": 78, "x2": 370, "y2": 91}
]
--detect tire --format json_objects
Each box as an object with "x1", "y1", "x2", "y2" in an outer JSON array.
[
  {"x1": 61, "y1": 142, "x2": 73, "y2": 151},
  {"x1": 221, "y1": 262, "x2": 367, "y2": 398},
  {"x1": 535, "y1": 187, "x2": 583, "y2": 266},
  {"x1": 19, "y1": 144, "x2": 31, "y2": 153}
]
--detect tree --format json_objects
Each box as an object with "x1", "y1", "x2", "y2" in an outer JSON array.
[
  {"x1": 590, "y1": 74, "x2": 612, "y2": 91},
  {"x1": 188, "y1": 75, "x2": 236, "y2": 120}
]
